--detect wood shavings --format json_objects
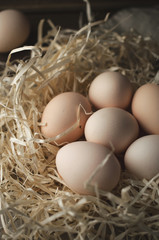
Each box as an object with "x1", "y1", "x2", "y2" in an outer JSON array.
[{"x1": 0, "y1": 6, "x2": 159, "y2": 239}]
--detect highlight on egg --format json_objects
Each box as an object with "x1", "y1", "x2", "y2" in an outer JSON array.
[
  {"x1": 84, "y1": 107, "x2": 139, "y2": 153},
  {"x1": 88, "y1": 71, "x2": 133, "y2": 110},
  {"x1": 41, "y1": 92, "x2": 92, "y2": 146},
  {"x1": 56, "y1": 141, "x2": 121, "y2": 195}
]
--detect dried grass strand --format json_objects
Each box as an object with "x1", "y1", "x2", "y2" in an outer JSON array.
[{"x1": 0, "y1": 11, "x2": 158, "y2": 240}]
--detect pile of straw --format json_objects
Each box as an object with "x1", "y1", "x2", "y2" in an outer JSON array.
[{"x1": 0, "y1": 5, "x2": 159, "y2": 240}]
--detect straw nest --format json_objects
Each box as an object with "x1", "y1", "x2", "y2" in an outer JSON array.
[{"x1": 0, "y1": 6, "x2": 159, "y2": 240}]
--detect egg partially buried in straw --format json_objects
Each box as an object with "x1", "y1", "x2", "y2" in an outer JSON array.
[
  {"x1": 88, "y1": 71, "x2": 133, "y2": 109},
  {"x1": 124, "y1": 135, "x2": 159, "y2": 180},
  {"x1": 0, "y1": 9, "x2": 30, "y2": 53},
  {"x1": 41, "y1": 92, "x2": 92, "y2": 146},
  {"x1": 56, "y1": 141, "x2": 121, "y2": 195}
]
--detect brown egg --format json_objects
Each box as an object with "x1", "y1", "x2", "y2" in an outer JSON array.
[
  {"x1": 41, "y1": 92, "x2": 92, "y2": 146},
  {"x1": 0, "y1": 9, "x2": 30, "y2": 53},
  {"x1": 88, "y1": 71, "x2": 133, "y2": 109},
  {"x1": 132, "y1": 83, "x2": 159, "y2": 134},
  {"x1": 84, "y1": 107, "x2": 139, "y2": 153}
]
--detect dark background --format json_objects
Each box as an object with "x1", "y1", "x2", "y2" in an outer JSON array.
[
  {"x1": 0, "y1": 0, "x2": 158, "y2": 45},
  {"x1": 0, "y1": 0, "x2": 158, "y2": 62}
]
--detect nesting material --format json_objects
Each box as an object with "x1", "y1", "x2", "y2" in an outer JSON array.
[{"x1": 0, "y1": 10, "x2": 159, "y2": 240}]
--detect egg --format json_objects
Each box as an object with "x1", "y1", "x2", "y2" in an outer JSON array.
[
  {"x1": 132, "y1": 83, "x2": 159, "y2": 134},
  {"x1": 56, "y1": 141, "x2": 121, "y2": 195},
  {"x1": 84, "y1": 107, "x2": 139, "y2": 153},
  {"x1": 88, "y1": 71, "x2": 133, "y2": 109},
  {"x1": 41, "y1": 92, "x2": 92, "y2": 146},
  {"x1": 124, "y1": 135, "x2": 159, "y2": 180},
  {"x1": 0, "y1": 9, "x2": 30, "y2": 53}
]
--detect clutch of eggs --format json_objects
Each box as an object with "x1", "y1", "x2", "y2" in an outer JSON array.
[{"x1": 41, "y1": 71, "x2": 159, "y2": 195}]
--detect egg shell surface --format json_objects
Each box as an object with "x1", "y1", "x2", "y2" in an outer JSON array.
[
  {"x1": 84, "y1": 107, "x2": 139, "y2": 153},
  {"x1": 132, "y1": 83, "x2": 159, "y2": 134},
  {"x1": 41, "y1": 92, "x2": 92, "y2": 146},
  {"x1": 124, "y1": 135, "x2": 159, "y2": 180},
  {"x1": 56, "y1": 141, "x2": 121, "y2": 195},
  {"x1": 0, "y1": 9, "x2": 30, "y2": 53},
  {"x1": 88, "y1": 71, "x2": 133, "y2": 109}
]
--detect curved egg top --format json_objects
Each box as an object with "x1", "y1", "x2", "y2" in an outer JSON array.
[{"x1": 88, "y1": 71, "x2": 133, "y2": 109}]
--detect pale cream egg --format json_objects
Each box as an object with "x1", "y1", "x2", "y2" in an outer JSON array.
[
  {"x1": 88, "y1": 71, "x2": 133, "y2": 109},
  {"x1": 132, "y1": 83, "x2": 159, "y2": 134},
  {"x1": 124, "y1": 135, "x2": 159, "y2": 180},
  {"x1": 56, "y1": 141, "x2": 121, "y2": 195},
  {"x1": 84, "y1": 107, "x2": 139, "y2": 153}
]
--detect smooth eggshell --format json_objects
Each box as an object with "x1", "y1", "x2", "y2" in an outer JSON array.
[
  {"x1": 88, "y1": 71, "x2": 133, "y2": 109},
  {"x1": 124, "y1": 135, "x2": 159, "y2": 180},
  {"x1": 56, "y1": 141, "x2": 121, "y2": 195},
  {"x1": 132, "y1": 83, "x2": 159, "y2": 134},
  {"x1": 84, "y1": 107, "x2": 139, "y2": 153},
  {"x1": 0, "y1": 9, "x2": 30, "y2": 52},
  {"x1": 41, "y1": 92, "x2": 92, "y2": 146}
]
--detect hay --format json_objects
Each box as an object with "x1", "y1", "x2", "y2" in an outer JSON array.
[{"x1": 0, "y1": 4, "x2": 159, "y2": 239}]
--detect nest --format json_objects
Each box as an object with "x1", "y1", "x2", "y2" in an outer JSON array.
[{"x1": 0, "y1": 5, "x2": 159, "y2": 240}]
